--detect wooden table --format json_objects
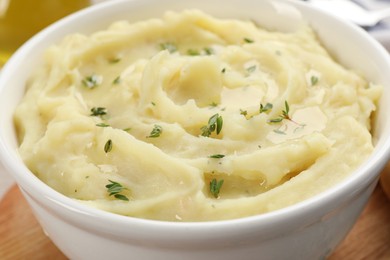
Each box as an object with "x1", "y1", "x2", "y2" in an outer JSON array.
[{"x1": 0, "y1": 183, "x2": 389, "y2": 260}]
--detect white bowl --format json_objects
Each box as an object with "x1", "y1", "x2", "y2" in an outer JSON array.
[{"x1": 1, "y1": 0, "x2": 390, "y2": 259}]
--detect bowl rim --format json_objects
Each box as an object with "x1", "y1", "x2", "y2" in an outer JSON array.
[{"x1": 1, "y1": 0, "x2": 390, "y2": 239}]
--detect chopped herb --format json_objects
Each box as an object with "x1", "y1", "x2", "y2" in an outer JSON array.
[
  {"x1": 113, "y1": 76, "x2": 121, "y2": 85},
  {"x1": 209, "y1": 101, "x2": 218, "y2": 107},
  {"x1": 104, "y1": 139, "x2": 113, "y2": 153},
  {"x1": 187, "y1": 49, "x2": 200, "y2": 56},
  {"x1": 310, "y1": 75, "x2": 319, "y2": 86},
  {"x1": 244, "y1": 38, "x2": 254, "y2": 43},
  {"x1": 123, "y1": 127, "x2": 132, "y2": 132},
  {"x1": 246, "y1": 65, "x2": 256, "y2": 73},
  {"x1": 151, "y1": 101, "x2": 156, "y2": 106},
  {"x1": 221, "y1": 68, "x2": 226, "y2": 73},
  {"x1": 113, "y1": 194, "x2": 129, "y2": 201},
  {"x1": 240, "y1": 109, "x2": 248, "y2": 117},
  {"x1": 209, "y1": 154, "x2": 225, "y2": 159},
  {"x1": 96, "y1": 123, "x2": 110, "y2": 127},
  {"x1": 82, "y1": 74, "x2": 102, "y2": 89},
  {"x1": 259, "y1": 103, "x2": 273, "y2": 113},
  {"x1": 105, "y1": 180, "x2": 129, "y2": 201},
  {"x1": 204, "y1": 47, "x2": 214, "y2": 55},
  {"x1": 268, "y1": 101, "x2": 291, "y2": 123},
  {"x1": 187, "y1": 47, "x2": 214, "y2": 56},
  {"x1": 147, "y1": 124, "x2": 163, "y2": 138},
  {"x1": 109, "y1": 57, "x2": 121, "y2": 64},
  {"x1": 210, "y1": 178, "x2": 224, "y2": 198},
  {"x1": 273, "y1": 129, "x2": 286, "y2": 135},
  {"x1": 160, "y1": 42, "x2": 177, "y2": 53},
  {"x1": 90, "y1": 107, "x2": 107, "y2": 117},
  {"x1": 200, "y1": 113, "x2": 223, "y2": 137}
]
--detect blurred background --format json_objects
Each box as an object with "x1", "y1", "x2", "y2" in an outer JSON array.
[{"x1": 0, "y1": 0, "x2": 110, "y2": 67}]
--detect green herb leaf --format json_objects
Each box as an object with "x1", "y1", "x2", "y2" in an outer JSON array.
[
  {"x1": 246, "y1": 65, "x2": 256, "y2": 73},
  {"x1": 104, "y1": 139, "x2": 113, "y2": 153},
  {"x1": 160, "y1": 42, "x2": 177, "y2": 53},
  {"x1": 273, "y1": 129, "x2": 286, "y2": 135},
  {"x1": 210, "y1": 178, "x2": 224, "y2": 198},
  {"x1": 203, "y1": 47, "x2": 214, "y2": 55},
  {"x1": 268, "y1": 101, "x2": 291, "y2": 123},
  {"x1": 310, "y1": 76, "x2": 319, "y2": 86},
  {"x1": 187, "y1": 49, "x2": 200, "y2": 56},
  {"x1": 105, "y1": 180, "x2": 129, "y2": 201},
  {"x1": 147, "y1": 124, "x2": 163, "y2": 138},
  {"x1": 90, "y1": 107, "x2": 107, "y2": 117},
  {"x1": 201, "y1": 113, "x2": 223, "y2": 137},
  {"x1": 259, "y1": 103, "x2": 273, "y2": 113},
  {"x1": 244, "y1": 37, "x2": 254, "y2": 43},
  {"x1": 268, "y1": 117, "x2": 283, "y2": 123},
  {"x1": 82, "y1": 74, "x2": 102, "y2": 89},
  {"x1": 96, "y1": 123, "x2": 110, "y2": 127},
  {"x1": 283, "y1": 100, "x2": 290, "y2": 117},
  {"x1": 114, "y1": 194, "x2": 129, "y2": 201},
  {"x1": 109, "y1": 57, "x2": 121, "y2": 64},
  {"x1": 221, "y1": 68, "x2": 226, "y2": 73},
  {"x1": 209, "y1": 154, "x2": 225, "y2": 159},
  {"x1": 240, "y1": 109, "x2": 248, "y2": 116},
  {"x1": 113, "y1": 76, "x2": 121, "y2": 85},
  {"x1": 209, "y1": 101, "x2": 218, "y2": 107},
  {"x1": 216, "y1": 115, "x2": 223, "y2": 135}
]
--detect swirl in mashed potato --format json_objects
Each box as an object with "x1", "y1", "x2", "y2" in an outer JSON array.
[{"x1": 14, "y1": 10, "x2": 381, "y2": 221}]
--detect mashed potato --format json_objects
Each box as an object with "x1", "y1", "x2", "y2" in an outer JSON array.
[{"x1": 14, "y1": 10, "x2": 381, "y2": 221}]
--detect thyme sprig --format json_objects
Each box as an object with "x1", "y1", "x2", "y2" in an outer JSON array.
[
  {"x1": 105, "y1": 180, "x2": 129, "y2": 201},
  {"x1": 147, "y1": 125, "x2": 163, "y2": 138},
  {"x1": 210, "y1": 178, "x2": 224, "y2": 198},
  {"x1": 90, "y1": 107, "x2": 107, "y2": 118},
  {"x1": 201, "y1": 113, "x2": 223, "y2": 137},
  {"x1": 82, "y1": 74, "x2": 102, "y2": 89},
  {"x1": 268, "y1": 101, "x2": 292, "y2": 123},
  {"x1": 259, "y1": 103, "x2": 273, "y2": 114},
  {"x1": 160, "y1": 42, "x2": 177, "y2": 53}
]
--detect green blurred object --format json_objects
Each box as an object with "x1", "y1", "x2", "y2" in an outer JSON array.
[{"x1": 0, "y1": 0, "x2": 91, "y2": 67}]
